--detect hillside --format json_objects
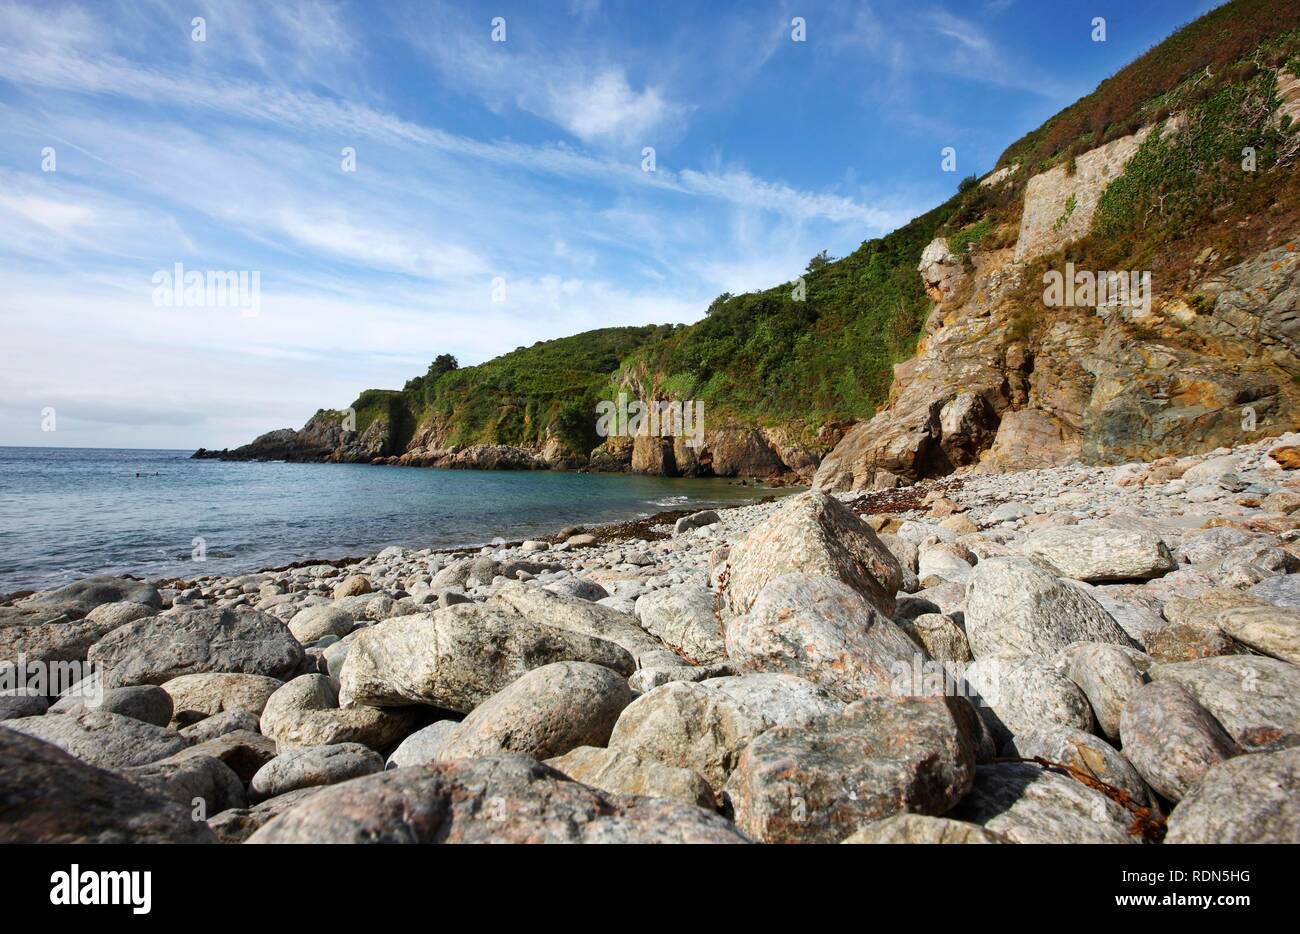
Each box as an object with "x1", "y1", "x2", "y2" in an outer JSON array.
[{"x1": 198, "y1": 0, "x2": 1300, "y2": 484}]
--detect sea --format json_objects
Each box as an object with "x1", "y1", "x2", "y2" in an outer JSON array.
[{"x1": 0, "y1": 447, "x2": 782, "y2": 593}]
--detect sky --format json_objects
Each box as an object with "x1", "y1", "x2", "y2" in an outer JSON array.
[{"x1": 0, "y1": 0, "x2": 1224, "y2": 449}]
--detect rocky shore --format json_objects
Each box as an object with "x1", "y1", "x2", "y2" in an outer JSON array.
[{"x1": 3, "y1": 433, "x2": 1299, "y2": 843}]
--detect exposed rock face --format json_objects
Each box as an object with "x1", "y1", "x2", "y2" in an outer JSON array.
[{"x1": 813, "y1": 120, "x2": 1300, "y2": 490}]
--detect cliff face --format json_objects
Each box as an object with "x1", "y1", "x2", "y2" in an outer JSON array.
[
  {"x1": 198, "y1": 3, "x2": 1300, "y2": 485},
  {"x1": 814, "y1": 98, "x2": 1300, "y2": 490}
]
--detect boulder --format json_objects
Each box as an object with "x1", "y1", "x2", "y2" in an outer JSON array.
[
  {"x1": 0, "y1": 727, "x2": 214, "y2": 843},
  {"x1": 162, "y1": 672, "x2": 284, "y2": 726},
  {"x1": 287, "y1": 605, "x2": 355, "y2": 644},
  {"x1": 634, "y1": 585, "x2": 726, "y2": 663},
  {"x1": 1021, "y1": 527, "x2": 1176, "y2": 582},
  {"x1": 338, "y1": 606, "x2": 633, "y2": 713},
  {"x1": 166, "y1": 729, "x2": 278, "y2": 784},
  {"x1": 673, "y1": 510, "x2": 720, "y2": 535},
  {"x1": 1119, "y1": 681, "x2": 1238, "y2": 802},
  {"x1": 179, "y1": 709, "x2": 261, "y2": 743},
  {"x1": 490, "y1": 582, "x2": 668, "y2": 662},
  {"x1": 1003, "y1": 725, "x2": 1151, "y2": 805},
  {"x1": 963, "y1": 657, "x2": 1094, "y2": 747},
  {"x1": 545, "y1": 746, "x2": 715, "y2": 809},
  {"x1": 1249, "y1": 573, "x2": 1300, "y2": 609},
  {"x1": 1057, "y1": 642, "x2": 1147, "y2": 740},
  {"x1": 725, "y1": 695, "x2": 978, "y2": 844},
  {"x1": 332, "y1": 575, "x2": 371, "y2": 599},
  {"x1": 1150, "y1": 655, "x2": 1300, "y2": 752},
  {"x1": 437, "y1": 662, "x2": 634, "y2": 761},
  {"x1": 246, "y1": 755, "x2": 749, "y2": 843},
  {"x1": 1213, "y1": 605, "x2": 1300, "y2": 665},
  {"x1": 723, "y1": 491, "x2": 904, "y2": 617},
  {"x1": 841, "y1": 813, "x2": 1011, "y2": 844},
  {"x1": 896, "y1": 613, "x2": 972, "y2": 666},
  {"x1": 724, "y1": 574, "x2": 924, "y2": 702},
  {"x1": 607, "y1": 673, "x2": 839, "y2": 793},
  {"x1": 0, "y1": 690, "x2": 47, "y2": 718},
  {"x1": 964, "y1": 557, "x2": 1133, "y2": 659},
  {"x1": 0, "y1": 616, "x2": 126, "y2": 666},
  {"x1": 50, "y1": 684, "x2": 173, "y2": 728},
  {"x1": 87, "y1": 607, "x2": 306, "y2": 688},
  {"x1": 1165, "y1": 747, "x2": 1300, "y2": 843},
  {"x1": 206, "y1": 787, "x2": 322, "y2": 844},
  {"x1": 22, "y1": 576, "x2": 161, "y2": 613},
  {"x1": 260, "y1": 674, "x2": 418, "y2": 751},
  {"x1": 250, "y1": 743, "x2": 384, "y2": 801},
  {"x1": 949, "y1": 762, "x2": 1139, "y2": 844},
  {"x1": 122, "y1": 753, "x2": 247, "y2": 817},
  {"x1": 386, "y1": 721, "x2": 459, "y2": 769},
  {"x1": 1, "y1": 708, "x2": 187, "y2": 769}
]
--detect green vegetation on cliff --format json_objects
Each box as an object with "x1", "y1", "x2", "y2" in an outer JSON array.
[{"x1": 301, "y1": 0, "x2": 1299, "y2": 464}]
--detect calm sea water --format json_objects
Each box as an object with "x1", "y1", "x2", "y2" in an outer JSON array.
[{"x1": 0, "y1": 447, "x2": 779, "y2": 593}]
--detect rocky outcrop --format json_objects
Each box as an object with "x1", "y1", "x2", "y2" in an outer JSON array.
[{"x1": 814, "y1": 117, "x2": 1300, "y2": 492}]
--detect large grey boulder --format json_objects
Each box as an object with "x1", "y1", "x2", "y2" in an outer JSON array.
[
  {"x1": 724, "y1": 574, "x2": 924, "y2": 702},
  {"x1": 0, "y1": 727, "x2": 214, "y2": 843},
  {"x1": 1213, "y1": 605, "x2": 1300, "y2": 665},
  {"x1": 207, "y1": 788, "x2": 321, "y2": 844},
  {"x1": 122, "y1": 753, "x2": 247, "y2": 817},
  {"x1": 723, "y1": 492, "x2": 904, "y2": 617},
  {"x1": 950, "y1": 762, "x2": 1138, "y2": 844},
  {"x1": 608, "y1": 673, "x2": 839, "y2": 793},
  {"x1": 437, "y1": 662, "x2": 634, "y2": 761},
  {"x1": 1165, "y1": 747, "x2": 1300, "y2": 843},
  {"x1": 896, "y1": 613, "x2": 972, "y2": 667},
  {"x1": 1021, "y1": 527, "x2": 1176, "y2": 582},
  {"x1": 22, "y1": 576, "x2": 161, "y2": 613},
  {"x1": 634, "y1": 585, "x2": 726, "y2": 663},
  {"x1": 1119, "y1": 680, "x2": 1238, "y2": 802},
  {"x1": 490, "y1": 581, "x2": 669, "y2": 662},
  {"x1": 162, "y1": 672, "x2": 284, "y2": 726},
  {"x1": 1057, "y1": 642, "x2": 1147, "y2": 741},
  {"x1": 287, "y1": 605, "x2": 355, "y2": 644},
  {"x1": 250, "y1": 743, "x2": 384, "y2": 801},
  {"x1": 2, "y1": 708, "x2": 187, "y2": 769},
  {"x1": 87, "y1": 607, "x2": 306, "y2": 687},
  {"x1": 0, "y1": 616, "x2": 126, "y2": 666},
  {"x1": 963, "y1": 657, "x2": 1094, "y2": 748},
  {"x1": 1249, "y1": 573, "x2": 1300, "y2": 609},
  {"x1": 964, "y1": 557, "x2": 1134, "y2": 659},
  {"x1": 50, "y1": 684, "x2": 173, "y2": 728},
  {"x1": 338, "y1": 606, "x2": 633, "y2": 713},
  {"x1": 1150, "y1": 655, "x2": 1300, "y2": 752},
  {"x1": 841, "y1": 813, "x2": 1011, "y2": 844},
  {"x1": 179, "y1": 709, "x2": 261, "y2": 743},
  {"x1": 260, "y1": 674, "x2": 417, "y2": 751},
  {"x1": 1003, "y1": 724, "x2": 1151, "y2": 805},
  {"x1": 167, "y1": 729, "x2": 278, "y2": 784},
  {"x1": 545, "y1": 746, "x2": 715, "y2": 809},
  {"x1": 247, "y1": 755, "x2": 749, "y2": 844},
  {"x1": 386, "y1": 721, "x2": 459, "y2": 769},
  {"x1": 725, "y1": 695, "x2": 978, "y2": 844}
]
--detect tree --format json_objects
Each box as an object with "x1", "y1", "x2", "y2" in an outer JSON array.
[
  {"x1": 806, "y1": 249, "x2": 834, "y2": 273},
  {"x1": 428, "y1": 353, "x2": 459, "y2": 378},
  {"x1": 706, "y1": 292, "x2": 734, "y2": 315}
]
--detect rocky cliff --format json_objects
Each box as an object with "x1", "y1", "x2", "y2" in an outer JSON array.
[{"x1": 199, "y1": 2, "x2": 1300, "y2": 486}]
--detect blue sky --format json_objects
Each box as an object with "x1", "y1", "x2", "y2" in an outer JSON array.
[{"x1": 0, "y1": 0, "x2": 1222, "y2": 449}]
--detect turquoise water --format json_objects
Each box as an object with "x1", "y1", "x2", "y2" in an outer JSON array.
[{"x1": 0, "y1": 447, "x2": 775, "y2": 592}]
